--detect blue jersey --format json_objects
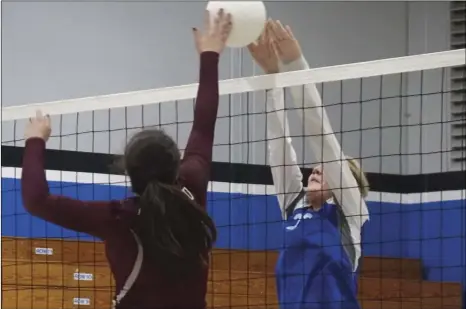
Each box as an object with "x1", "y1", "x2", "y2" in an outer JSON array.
[
  {"x1": 275, "y1": 198, "x2": 360, "y2": 309},
  {"x1": 265, "y1": 60, "x2": 369, "y2": 309}
]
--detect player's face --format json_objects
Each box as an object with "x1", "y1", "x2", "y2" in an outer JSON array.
[{"x1": 307, "y1": 165, "x2": 332, "y2": 203}]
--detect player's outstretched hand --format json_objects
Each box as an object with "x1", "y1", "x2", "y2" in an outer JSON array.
[
  {"x1": 247, "y1": 20, "x2": 279, "y2": 74},
  {"x1": 25, "y1": 110, "x2": 51, "y2": 142},
  {"x1": 268, "y1": 20, "x2": 302, "y2": 64},
  {"x1": 193, "y1": 9, "x2": 232, "y2": 54}
]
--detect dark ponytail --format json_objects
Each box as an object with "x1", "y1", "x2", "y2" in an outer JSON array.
[
  {"x1": 121, "y1": 128, "x2": 216, "y2": 278},
  {"x1": 136, "y1": 181, "x2": 216, "y2": 278}
]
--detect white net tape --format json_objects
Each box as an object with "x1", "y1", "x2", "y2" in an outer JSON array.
[{"x1": 2, "y1": 49, "x2": 465, "y2": 121}]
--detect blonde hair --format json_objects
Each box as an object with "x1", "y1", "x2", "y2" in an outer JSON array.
[{"x1": 346, "y1": 157, "x2": 369, "y2": 198}]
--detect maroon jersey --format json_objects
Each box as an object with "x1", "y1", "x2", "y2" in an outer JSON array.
[{"x1": 21, "y1": 51, "x2": 221, "y2": 309}]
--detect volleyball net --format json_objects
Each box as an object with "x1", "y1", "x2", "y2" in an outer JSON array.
[{"x1": 1, "y1": 49, "x2": 465, "y2": 309}]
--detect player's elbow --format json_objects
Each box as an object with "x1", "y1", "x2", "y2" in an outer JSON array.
[{"x1": 21, "y1": 185, "x2": 49, "y2": 217}]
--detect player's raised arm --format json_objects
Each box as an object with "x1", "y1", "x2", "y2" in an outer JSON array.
[
  {"x1": 247, "y1": 25, "x2": 303, "y2": 218},
  {"x1": 269, "y1": 20, "x2": 325, "y2": 140},
  {"x1": 21, "y1": 111, "x2": 118, "y2": 239},
  {"x1": 269, "y1": 20, "x2": 370, "y2": 270},
  {"x1": 179, "y1": 9, "x2": 232, "y2": 207}
]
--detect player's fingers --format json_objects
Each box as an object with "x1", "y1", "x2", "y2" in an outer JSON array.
[
  {"x1": 262, "y1": 23, "x2": 271, "y2": 43},
  {"x1": 36, "y1": 110, "x2": 43, "y2": 120},
  {"x1": 212, "y1": 18, "x2": 220, "y2": 35},
  {"x1": 221, "y1": 11, "x2": 231, "y2": 26},
  {"x1": 217, "y1": 8, "x2": 224, "y2": 19},
  {"x1": 221, "y1": 20, "x2": 232, "y2": 42},
  {"x1": 285, "y1": 25, "x2": 296, "y2": 40},
  {"x1": 45, "y1": 114, "x2": 51, "y2": 127},
  {"x1": 203, "y1": 10, "x2": 210, "y2": 31},
  {"x1": 247, "y1": 42, "x2": 257, "y2": 52},
  {"x1": 272, "y1": 40, "x2": 282, "y2": 55},
  {"x1": 266, "y1": 21, "x2": 277, "y2": 46},
  {"x1": 248, "y1": 46, "x2": 260, "y2": 60},
  {"x1": 275, "y1": 20, "x2": 287, "y2": 39},
  {"x1": 220, "y1": 13, "x2": 232, "y2": 38},
  {"x1": 258, "y1": 30, "x2": 267, "y2": 45},
  {"x1": 267, "y1": 19, "x2": 280, "y2": 40},
  {"x1": 268, "y1": 39, "x2": 277, "y2": 54},
  {"x1": 213, "y1": 8, "x2": 223, "y2": 32},
  {"x1": 266, "y1": 19, "x2": 274, "y2": 32}
]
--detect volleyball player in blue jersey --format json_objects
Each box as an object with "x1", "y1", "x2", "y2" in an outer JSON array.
[{"x1": 248, "y1": 21, "x2": 370, "y2": 309}]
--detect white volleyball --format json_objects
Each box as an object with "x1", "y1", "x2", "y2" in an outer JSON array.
[{"x1": 206, "y1": 1, "x2": 267, "y2": 48}]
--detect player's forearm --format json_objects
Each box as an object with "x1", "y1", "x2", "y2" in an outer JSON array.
[
  {"x1": 265, "y1": 88, "x2": 288, "y2": 139},
  {"x1": 191, "y1": 51, "x2": 219, "y2": 136},
  {"x1": 266, "y1": 88, "x2": 303, "y2": 214},
  {"x1": 279, "y1": 56, "x2": 332, "y2": 163},
  {"x1": 21, "y1": 138, "x2": 50, "y2": 216},
  {"x1": 266, "y1": 88, "x2": 296, "y2": 165},
  {"x1": 280, "y1": 56, "x2": 323, "y2": 114},
  {"x1": 184, "y1": 51, "x2": 219, "y2": 160},
  {"x1": 180, "y1": 52, "x2": 220, "y2": 208},
  {"x1": 280, "y1": 56, "x2": 310, "y2": 72}
]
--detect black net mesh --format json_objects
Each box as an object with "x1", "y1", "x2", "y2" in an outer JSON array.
[{"x1": 1, "y1": 60, "x2": 465, "y2": 309}]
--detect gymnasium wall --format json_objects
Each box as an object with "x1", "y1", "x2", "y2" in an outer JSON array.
[{"x1": 1, "y1": 1, "x2": 453, "y2": 174}]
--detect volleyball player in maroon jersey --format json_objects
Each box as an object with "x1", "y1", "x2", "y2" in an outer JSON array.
[{"x1": 21, "y1": 10, "x2": 232, "y2": 309}]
